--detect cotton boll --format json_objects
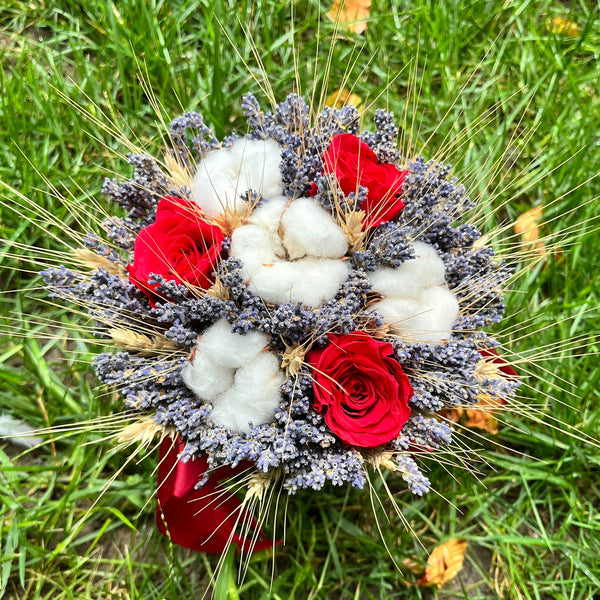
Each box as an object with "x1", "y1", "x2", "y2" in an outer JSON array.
[
  {"x1": 366, "y1": 240, "x2": 458, "y2": 344},
  {"x1": 368, "y1": 242, "x2": 446, "y2": 297},
  {"x1": 420, "y1": 286, "x2": 460, "y2": 320},
  {"x1": 246, "y1": 258, "x2": 350, "y2": 306},
  {"x1": 394, "y1": 307, "x2": 445, "y2": 343},
  {"x1": 368, "y1": 296, "x2": 423, "y2": 329},
  {"x1": 230, "y1": 195, "x2": 349, "y2": 306},
  {"x1": 198, "y1": 318, "x2": 267, "y2": 368},
  {"x1": 245, "y1": 197, "x2": 288, "y2": 258},
  {"x1": 182, "y1": 318, "x2": 283, "y2": 433},
  {"x1": 233, "y1": 351, "x2": 283, "y2": 398},
  {"x1": 402, "y1": 242, "x2": 446, "y2": 287},
  {"x1": 191, "y1": 139, "x2": 283, "y2": 216},
  {"x1": 285, "y1": 258, "x2": 350, "y2": 306},
  {"x1": 247, "y1": 196, "x2": 287, "y2": 231},
  {"x1": 210, "y1": 352, "x2": 284, "y2": 433},
  {"x1": 209, "y1": 398, "x2": 249, "y2": 433},
  {"x1": 281, "y1": 198, "x2": 348, "y2": 260},
  {"x1": 191, "y1": 148, "x2": 245, "y2": 216},
  {"x1": 231, "y1": 224, "x2": 279, "y2": 267},
  {"x1": 369, "y1": 296, "x2": 441, "y2": 342},
  {"x1": 228, "y1": 139, "x2": 284, "y2": 200},
  {"x1": 370, "y1": 288, "x2": 459, "y2": 344},
  {"x1": 368, "y1": 267, "x2": 423, "y2": 298},
  {"x1": 244, "y1": 261, "x2": 296, "y2": 305},
  {"x1": 181, "y1": 353, "x2": 234, "y2": 402},
  {"x1": 416, "y1": 286, "x2": 460, "y2": 342}
]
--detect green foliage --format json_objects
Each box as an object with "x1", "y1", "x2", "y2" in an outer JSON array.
[{"x1": 0, "y1": 0, "x2": 599, "y2": 598}]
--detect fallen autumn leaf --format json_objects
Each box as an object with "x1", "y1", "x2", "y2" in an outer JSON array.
[
  {"x1": 419, "y1": 538, "x2": 468, "y2": 588},
  {"x1": 326, "y1": 0, "x2": 372, "y2": 34}
]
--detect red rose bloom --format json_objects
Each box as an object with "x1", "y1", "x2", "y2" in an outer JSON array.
[
  {"x1": 307, "y1": 332, "x2": 413, "y2": 447},
  {"x1": 127, "y1": 196, "x2": 224, "y2": 302},
  {"x1": 478, "y1": 348, "x2": 519, "y2": 380},
  {"x1": 477, "y1": 348, "x2": 519, "y2": 406},
  {"x1": 321, "y1": 133, "x2": 408, "y2": 228}
]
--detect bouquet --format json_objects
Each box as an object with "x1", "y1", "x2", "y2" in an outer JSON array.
[{"x1": 41, "y1": 93, "x2": 519, "y2": 556}]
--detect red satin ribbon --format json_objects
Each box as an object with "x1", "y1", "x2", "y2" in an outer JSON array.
[{"x1": 156, "y1": 437, "x2": 273, "y2": 553}]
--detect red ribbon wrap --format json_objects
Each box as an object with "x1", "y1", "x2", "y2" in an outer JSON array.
[{"x1": 156, "y1": 437, "x2": 273, "y2": 553}]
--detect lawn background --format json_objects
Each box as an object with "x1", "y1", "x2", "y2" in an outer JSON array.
[{"x1": 0, "y1": 1, "x2": 599, "y2": 598}]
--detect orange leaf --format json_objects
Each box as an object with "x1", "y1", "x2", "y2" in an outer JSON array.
[
  {"x1": 547, "y1": 17, "x2": 580, "y2": 37},
  {"x1": 463, "y1": 394, "x2": 502, "y2": 435},
  {"x1": 325, "y1": 88, "x2": 363, "y2": 111},
  {"x1": 326, "y1": 0, "x2": 371, "y2": 34},
  {"x1": 441, "y1": 395, "x2": 502, "y2": 435},
  {"x1": 418, "y1": 538, "x2": 468, "y2": 588},
  {"x1": 439, "y1": 406, "x2": 461, "y2": 424},
  {"x1": 514, "y1": 205, "x2": 545, "y2": 256}
]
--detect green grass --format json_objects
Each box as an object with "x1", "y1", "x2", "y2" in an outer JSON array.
[{"x1": 1, "y1": 1, "x2": 599, "y2": 598}]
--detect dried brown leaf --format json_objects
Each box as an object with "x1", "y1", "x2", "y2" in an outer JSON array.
[
  {"x1": 326, "y1": 0, "x2": 371, "y2": 34},
  {"x1": 325, "y1": 88, "x2": 363, "y2": 111},
  {"x1": 463, "y1": 394, "x2": 502, "y2": 435},
  {"x1": 514, "y1": 205, "x2": 545, "y2": 256},
  {"x1": 442, "y1": 394, "x2": 503, "y2": 435},
  {"x1": 419, "y1": 538, "x2": 468, "y2": 588},
  {"x1": 401, "y1": 557, "x2": 424, "y2": 575}
]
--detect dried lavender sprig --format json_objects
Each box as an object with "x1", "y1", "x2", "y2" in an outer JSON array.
[
  {"x1": 169, "y1": 111, "x2": 220, "y2": 163},
  {"x1": 83, "y1": 233, "x2": 122, "y2": 263},
  {"x1": 395, "y1": 415, "x2": 454, "y2": 450},
  {"x1": 102, "y1": 153, "x2": 171, "y2": 219},
  {"x1": 353, "y1": 222, "x2": 416, "y2": 271},
  {"x1": 395, "y1": 455, "x2": 430, "y2": 496}
]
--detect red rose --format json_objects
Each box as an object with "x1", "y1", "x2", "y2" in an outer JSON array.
[
  {"x1": 127, "y1": 196, "x2": 224, "y2": 302},
  {"x1": 478, "y1": 348, "x2": 519, "y2": 380},
  {"x1": 321, "y1": 133, "x2": 408, "y2": 228},
  {"x1": 307, "y1": 332, "x2": 413, "y2": 447},
  {"x1": 477, "y1": 348, "x2": 519, "y2": 406}
]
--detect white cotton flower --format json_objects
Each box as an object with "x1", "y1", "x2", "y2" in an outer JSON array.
[
  {"x1": 226, "y1": 224, "x2": 280, "y2": 270},
  {"x1": 246, "y1": 196, "x2": 288, "y2": 235},
  {"x1": 368, "y1": 268, "x2": 422, "y2": 299},
  {"x1": 180, "y1": 352, "x2": 233, "y2": 401},
  {"x1": 211, "y1": 353, "x2": 284, "y2": 433},
  {"x1": 191, "y1": 138, "x2": 283, "y2": 216},
  {"x1": 367, "y1": 242, "x2": 459, "y2": 344},
  {"x1": 370, "y1": 297, "x2": 423, "y2": 328},
  {"x1": 230, "y1": 197, "x2": 350, "y2": 306},
  {"x1": 280, "y1": 198, "x2": 349, "y2": 260},
  {"x1": 409, "y1": 242, "x2": 447, "y2": 286},
  {"x1": 242, "y1": 257, "x2": 351, "y2": 307},
  {"x1": 181, "y1": 318, "x2": 283, "y2": 433},
  {"x1": 195, "y1": 317, "x2": 267, "y2": 368},
  {"x1": 417, "y1": 287, "x2": 460, "y2": 342},
  {"x1": 368, "y1": 241, "x2": 447, "y2": 298}
]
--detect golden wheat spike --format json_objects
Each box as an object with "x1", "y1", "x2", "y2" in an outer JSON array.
[{"x1": 108, "y1": 328, "x2": 180, "y2": 355}]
